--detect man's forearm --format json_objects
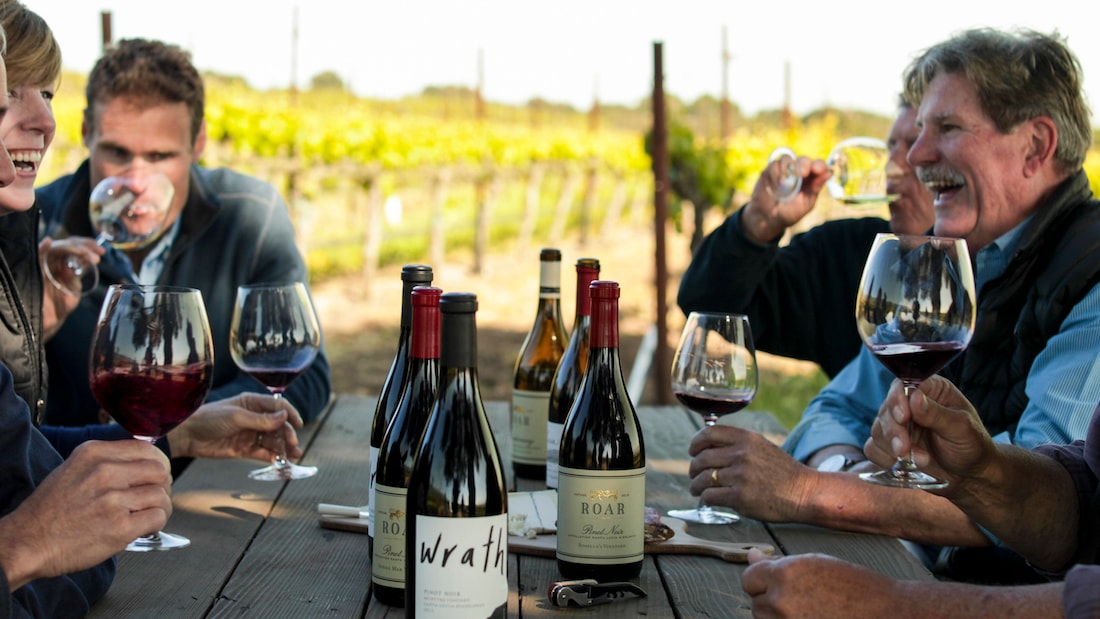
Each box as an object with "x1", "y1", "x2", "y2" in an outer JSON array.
[
  {"x1": 946, "y1": 446, "x2": 1079, "y2": 570},
  {"x1": 801, "y1": 471, "x2": 990, "y2": 546}
]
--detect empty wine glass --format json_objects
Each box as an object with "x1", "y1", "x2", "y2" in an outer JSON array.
[
  {"x1": 230, "y1": 282, "x2": 322, "y2": 481},
  {"x1": 855, "y1": 234, "x2": 976, "y2": 489},
  {"x1": 41, "y1": 173, "x2": 175, "y2": 297},
  {"x1": 90, "y1": 284, "x2": 214, "y2": 551},
  {"x1": 767, "y1": 137, "x2": 897, "y2": 205},
  {"x1": 669, "y1": 312, "x2": 758, "y2": 524}
]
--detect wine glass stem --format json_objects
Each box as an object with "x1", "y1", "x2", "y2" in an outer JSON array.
[
  {"x1": 269, "y1": 392, "x2": 292, "y2": 469},
  {"x1": 902, "y1": 384, "x2": 918, "y2": 467},
  {"x1": 697, "y1": 415, "x2": 720, "y2": 514}
]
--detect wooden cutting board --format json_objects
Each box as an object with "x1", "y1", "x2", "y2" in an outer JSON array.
[
  {"x1": 508, "y1": 517, "x2": 775, "y2": 563},
  {"x1": 320, "y1": 515, "x2": 775, "y2": 563}
]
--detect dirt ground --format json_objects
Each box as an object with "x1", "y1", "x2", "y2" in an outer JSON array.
[{"x1": 312, "y1": 223, "x2": 698, "y2": 405}]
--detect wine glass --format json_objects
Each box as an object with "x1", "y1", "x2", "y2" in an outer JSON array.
[
  {"x1": 90, "y1": 284, "x2": 214, "y2": 551},
  {"x1": 230, "y1": 282, "x2": 322, "y2": 481},
  {"x1": 767, "y1": 137, "x2": 897, "y2": 205},
  {"x1": 42, "y1": 173, "x2": 175, "y2": 297},
  {"x1": 668, "y1": 312, "x2": 758, "y2": 524},
  {"x1": 855, "y1": 234, "x2": 976, "y2": 489}
]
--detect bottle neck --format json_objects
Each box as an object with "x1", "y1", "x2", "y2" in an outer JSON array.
[
  {"x1": 411, "y1": 304, "x2": 440, "y2": 359},
  {"x1": 590, "y1": 297, "x2": 619, "y2": 349},
  {"x1": 440, "y1": 311, "x2": 478, "y2": 369},
  {"x1": 574, "y1": 268, "x2": 598, "y2": 323},
  {"x1": 399, "y1": 281, "x2": 419, "y2": 329},
  {"x1": 539, "y1": 260, "x2": 562, "y2": 300}
]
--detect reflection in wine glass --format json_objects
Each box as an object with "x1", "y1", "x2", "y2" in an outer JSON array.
[
  {"x1": 767, "y1": 137, "x2": 897, "y2": 205},
  {"x1": 90, "y1": 284, "x2": 214, "y2": 551},
  {"x1": 41, "y1": 173, "x2": 175, "y2": 297},
  {"x1": 669, "y1": 312, "x2": 758, "y2": 524},
  {"x1": 230, "y1": 282, "x2": 322, "y2": 481},
  {"x1": 855, "y1": 234, "x2": 976, "y2": 489}
]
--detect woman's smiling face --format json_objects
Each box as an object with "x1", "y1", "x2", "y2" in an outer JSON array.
[{"x1": 0, "y1": 81, "x2": 55, "y2": 216}]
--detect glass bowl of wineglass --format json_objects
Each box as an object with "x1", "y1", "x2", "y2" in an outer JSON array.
[
  {"x1": 855, "y1": 234, "x2": 976, "y2": 489},
  {"x1": 90, "y1": 284, "x2": 214, "y2": 551},
  {"x1": 767, "y1": 137, "x2": 897, "y2": 205},
  {"x1": 669, "y1": 312, "x2": 758, "y2": 524},
  {"x1": 230, "y1": 282, "x2": 322, "y2": 481},
  {"x1": 42, "y1": 173, "x2": 175, "y2": 297}
]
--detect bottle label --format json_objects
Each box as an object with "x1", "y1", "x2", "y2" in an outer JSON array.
[
  {"x1": 545, "y1": 420, "x2": 564, "y2": 488},
  {"x1": 368, "y1": 446, "x2": 379, "y2": 537},
  {"x1": 413, "y1": 514, "x2": 508, "y2": 617},
  {"x1": 511, "y1": 390, "x2": 550, "y2": 466},
  {"x1": 556, "y1": 466, "x2": 646, "y2": 565},
  {"x1": 372, "y1": 483, "x2": 408, "y2": 588}
]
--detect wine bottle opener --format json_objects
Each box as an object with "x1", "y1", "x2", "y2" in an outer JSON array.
[{"x1": 547, "y1": 579, "x2": 647, "y2": 607}]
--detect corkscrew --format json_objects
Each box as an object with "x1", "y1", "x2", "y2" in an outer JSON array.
[{"x1": 547, "y1": 579, "x2": 647, "y2": 607}]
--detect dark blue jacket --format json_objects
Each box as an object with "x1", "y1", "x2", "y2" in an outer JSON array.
[{"x1": 0, "y1": 364, "x2": 116, "y2": 618}]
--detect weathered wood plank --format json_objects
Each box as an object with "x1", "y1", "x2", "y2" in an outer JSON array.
[
  {"x1": 207, "y1": 395, "x2": 373, "y2": 618},
  {"x1": 88, "y1": 398, "x2": 336, "y2": 619}
]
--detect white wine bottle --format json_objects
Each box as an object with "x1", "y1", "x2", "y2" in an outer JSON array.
[
  {"x1": 512, "y1": 248, "x2": 568, "y2": 482},
  {"x1": 546, "y1": 257, "x2": 600, "y2": 489},
  {"x1": 369, "y1": 264, "x2": 433, "y2": 542},
  {"x1": 556, "y1": 280, "x2": 646, "y2": 581},
  {"x1": 406, "y1": 292, "x2": 508, "y2": 618},
  {"x1": 372, "y1": 286, "x2": 441, "y2": 607}
]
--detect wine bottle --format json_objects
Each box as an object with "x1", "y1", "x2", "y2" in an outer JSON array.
[
  {"x1": 406, "y1": 292, "x2": 508, "y2": 618},
  {"x1": 370, "y1": 264, "x2": 433, "y2": 542},
  {"x1": 512, "y1": 248, "x2": 568, "y2": 482},
  {"x1": 372, "y1": 286, "x2": 442, "y2": 607},
  {"x1": 556, "y1": 280, "x2": 646, "y2": 581},
  {"x1": 546, "y1": 257, "x2": 600, "y2": 489}
]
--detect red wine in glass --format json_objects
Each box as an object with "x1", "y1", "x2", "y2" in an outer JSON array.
[
  {"x1": 668, "y1": 312, "x2": 758, "y2": 524},
  {"x1": 673, "y1": 392, "x2": 753, "y2": 418},
  {"x1": 90, "y1": 284, "x2": 214, "y2": 551},
  {"x1": 870, "y1": 341, "x2": 967, "y2": 386},
  {"x1": 230, "y1": 282, "x2": 322, "y2": 481},
  {"x1": 856, "y1": 234, "x2": 976, "y2": 490}
]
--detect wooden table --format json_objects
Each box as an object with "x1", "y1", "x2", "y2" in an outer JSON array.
[{"x1": 89, "y1": 395, "x2": 933, "y2": 618}]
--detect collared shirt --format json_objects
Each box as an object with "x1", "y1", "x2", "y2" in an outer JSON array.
[
  {"x1": 784, "y1": 217, "x2": 1100, "y2": 462},
  {"x1": 101, "y1": 216, "x2": 181, "y2": 286}
]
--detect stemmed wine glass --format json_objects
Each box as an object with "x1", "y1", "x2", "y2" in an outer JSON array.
[
  {"x1": 230, "y1": 282, "x2": 322, "y2": 481},
  {"x1": 669, "y1": 312, "x2": 758, "y2": 524},
  {"x1": 855, "y1": 234, "x2": 976, "y2": 489},
  {"x1": 42, "y1": 173, "x2": 175, "y2": 297},
  {"x1": 767, "y1": 136, "x2": 897, "y2": 205},
  {"x1": 90, "y1": 284, "x2": 214, "y2": 551}
]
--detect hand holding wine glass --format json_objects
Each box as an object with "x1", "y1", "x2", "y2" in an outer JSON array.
[
  {"x1": 855, "y1": 234, "x2": 976, "y2": 489},
  {"x1": 42, "y1": 173, "x2": 175, "y2": 297},
  {"x1": 230, "y1": 282, "x2": 322, "y2": 481},
  {"x1": 767, "y1": 137, "x2": 897, "y2": 205},
  {"x1": 90, "y1": 284, "x2": 214, "y2": 551},
  {"x1": 669, "y1": 312, "x2": 758, "y2": 524}
]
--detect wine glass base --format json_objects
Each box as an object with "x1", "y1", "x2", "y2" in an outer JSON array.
[
  {"x1": 249, "y1": 462, "x2": 318, "y2": 481},
  {"x1": 127, "y1": 531, "x2": 189, "y2": 552},
  {"x1": 860, "y1": 467, "x2": 948, "y2": 490},
  {"x1": 668, "y1": 507, "x2": 740, "y2": 525}
]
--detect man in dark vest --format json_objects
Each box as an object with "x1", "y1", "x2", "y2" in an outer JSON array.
[{"x1": 683, "y1": 28, "x2": 1100, "y2": 583}]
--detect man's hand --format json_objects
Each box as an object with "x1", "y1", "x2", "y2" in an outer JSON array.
[
  {"x1": 687, "y1": 425, "x2": 818, "y2": 523},
  {"x1": 740, "y1": 155, "x2": 831, "y2": 244},
  {"x1": 742, "y1": 550, "x2": 904, "y2": 618},
  {"x1": 39, "y1": 236, "x2": 104, "y2": 339},
  {"x1": 166, "y1": 392, "x2": 304, "y2": 461},
  {"x1": 0, "y1": 440, "x2": 171, "y2": 590},
  {"x1": 864, "y1": 376, "x2": 997, "y2": 494}
]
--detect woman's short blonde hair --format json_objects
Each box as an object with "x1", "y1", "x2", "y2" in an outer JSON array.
[{"x1": 0, "y1": 0, "x2": 61, "y2": 88}]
